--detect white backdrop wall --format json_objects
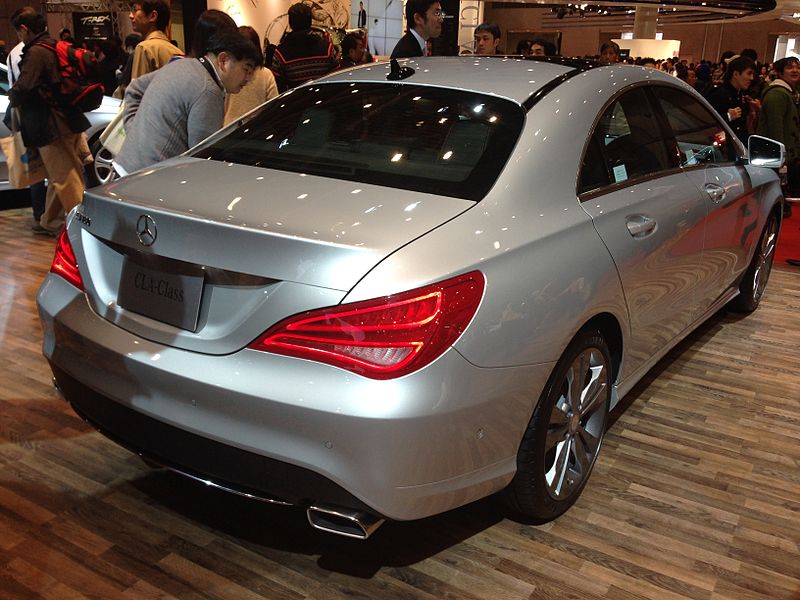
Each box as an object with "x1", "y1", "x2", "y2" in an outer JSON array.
[
  {"x1": 353, "y1": 0, "x2": 403, "y2": 57},
  {"x1": 208, "y1": 0, "x2": 401, "y2": 55},
  {"x1": 44, "y1": 0, "x2": 402, "y2": 61},
  {"x1": 457, "y1": 0, "x2": 483, "y2": 54}
]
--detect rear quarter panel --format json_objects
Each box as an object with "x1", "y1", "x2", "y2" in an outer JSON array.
[{"x1": 345, "y1": 70, "x2": 632, "y2": 370}]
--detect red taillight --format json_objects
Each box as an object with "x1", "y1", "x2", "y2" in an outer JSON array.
[
  {"x1": 50, "y1": 229, "x2": 84, "y2": 291},
  {"x1": 249, "y1": 271, "x2": 485, "y2": 379}
]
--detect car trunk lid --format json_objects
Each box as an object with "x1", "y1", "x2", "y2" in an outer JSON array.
[{"x1": 74, "y1": 158, "x2": 472, "y2": 354}]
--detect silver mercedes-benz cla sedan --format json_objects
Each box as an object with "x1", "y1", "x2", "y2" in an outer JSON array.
[{"x1": 37, "y1": 57, "x2": 784, "y2": 539}]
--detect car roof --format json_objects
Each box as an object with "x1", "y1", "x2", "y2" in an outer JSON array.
[{"x1": 311, "y1": 56, "x2": 681, "y2": 109}]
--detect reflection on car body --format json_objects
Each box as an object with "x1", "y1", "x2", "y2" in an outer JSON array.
[{"x1": 37, "y1": 57, "x2": 784, "y2": 539}]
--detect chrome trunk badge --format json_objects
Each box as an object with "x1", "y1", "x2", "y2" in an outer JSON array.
[{"x1": 136, "y1": 214, "x2": 157, "y2": 247}]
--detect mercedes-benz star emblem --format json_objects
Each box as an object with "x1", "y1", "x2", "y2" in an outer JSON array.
[{"x1": 136, "y1": 214, "x2": 157, "y2": 247}]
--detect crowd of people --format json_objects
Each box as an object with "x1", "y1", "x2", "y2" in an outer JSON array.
[
  {"x1": 3, "y1": 2, "x2": 373, "y2": 237},
  {"x1": 588, "y1": 44, "x2": 800, "y2": 232},
  {"x1": 3, "y1": 0, "x2": 800, "y2": 267},
  {"x1": 399, "y1": 0, "x2": 799, "y2": 267}
]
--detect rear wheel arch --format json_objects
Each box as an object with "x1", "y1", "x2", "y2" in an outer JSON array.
[
  {"x1": 503, "y1": 325, "x2": 613, "y2": 521},
  {"x1": 729, "y1": 205, "x2": 780, "y2": 313},
  {"x1": 767, "y1": 200, "x2": 782, "y2": 239},
  {"x1": 579, "y1": 312, "x2": 623, "y2": 385}
]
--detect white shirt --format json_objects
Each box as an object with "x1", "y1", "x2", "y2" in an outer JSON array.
[
  {"x1": 410, "y1": 29, "x2": 427, "y2": 56},
  {"x1": 7, "y1": 41, "x2": 24, "y2": 86}
]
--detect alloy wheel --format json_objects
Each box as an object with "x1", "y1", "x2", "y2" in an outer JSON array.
[
  {"x1": 543, "y1": 346, "x2": 609, "y2": 500},
  {"x1": 93, "y1": 144, "x2": 117, "y2": 186},
  {"x1": 751, "y1": 215, "x2": 777, "y2": 303}
]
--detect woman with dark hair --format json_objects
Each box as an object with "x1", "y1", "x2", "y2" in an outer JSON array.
[
  {"x1": 694, "y1": 62, "x2": 713, "y2": 97},
  {"x1": 114, "y1": 33, "x2": 142, "y2": 97},
  {"x1": 224, "y1": 26, "x2": 279, "y2": 125},
  {"x1": 98, "y1": 37, "x2": 125, "y2": 96},
  {"x1": 712, "y1": 50, "x2": 736, "y2": 86},
  {"x1": 190, "y1": 8, "x2": 237, "y2": 57},
  {"x1": 515, "y1": 39, "x2": 532, "y2": 56},
  {"x1": 599, "y1": 41, "x2": 620, "y2": 63}
]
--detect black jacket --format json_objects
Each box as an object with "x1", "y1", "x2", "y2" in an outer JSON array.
[
  {"x1": 391, "y1": 32, "x2": 424, "y2": 59},
  {"x1": 707, "y1": 82, "x2": 750, "y2": 145},
  {"x1": 7, "y1": 31, "x2": 89, "y2": 147}
]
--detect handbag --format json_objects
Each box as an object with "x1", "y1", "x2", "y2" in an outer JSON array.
[
  {"x1": 0, "y1": 109, "x2": 47, "y2": 188},
  {"x1": 99, "y1": 101, "x2": 126, "y2": 155}
]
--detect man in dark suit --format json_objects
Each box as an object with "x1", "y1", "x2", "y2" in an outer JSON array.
[
  {"x1": 357, "y1": 2, "x2": 367, "y2": 28},
  {"x1": 390, "y1": 0, "x2": 443, "y2": 59}
]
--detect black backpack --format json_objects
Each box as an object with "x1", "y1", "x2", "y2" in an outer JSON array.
[{"x1": 36, "y1": 40, "x2": 105, "y2": 112}]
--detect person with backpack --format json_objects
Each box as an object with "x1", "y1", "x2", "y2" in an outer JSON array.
[{"x1": 6, "y1": 7, "x2": 89, "y2": 236}]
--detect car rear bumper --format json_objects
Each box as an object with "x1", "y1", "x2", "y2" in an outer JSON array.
[
  {"x1": 38, "y1": 274, "x2": 554, "y2": 520},
  {"x1": 51, "y1": 363, "x2": 375, "y2": 512}
]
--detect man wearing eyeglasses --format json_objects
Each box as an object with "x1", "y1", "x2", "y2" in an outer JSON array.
[{"x1": 390, "y1": 0, "x2": 443, "y2": 59}]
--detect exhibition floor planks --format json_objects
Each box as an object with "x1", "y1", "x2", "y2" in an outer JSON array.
[{"x1": 1, "y1": 207, "x2": 798, "y2": 600}]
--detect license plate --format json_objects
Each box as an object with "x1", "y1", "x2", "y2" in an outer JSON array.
[{"x1": 117, "y1": 253, "x2": 204, "y2": 331}]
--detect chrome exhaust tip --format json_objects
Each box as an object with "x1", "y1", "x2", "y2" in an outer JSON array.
[{"x1": 307, "y1": 505, "x2": 385, "y2": 539}]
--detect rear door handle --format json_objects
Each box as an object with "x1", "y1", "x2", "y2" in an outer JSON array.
[
  {"x1": 626, "y1": 215, "x2": 657, "y2": 238},
  {"x1": 704, "y1": 183, "x2": 726, "y2": 203}
]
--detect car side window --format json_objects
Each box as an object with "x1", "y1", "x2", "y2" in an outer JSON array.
[
  {"x1": 652, "y1": 86, "x2": 737, "y2": 166},
  {"x1": 578, "y1": 87, "x2": 675, "y2": 194}
]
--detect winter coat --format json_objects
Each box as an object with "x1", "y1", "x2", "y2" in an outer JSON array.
[
  {"x1": 6, "y1": 31, "x2": 89, "y2": 147},
  {"x1": 707, "y1": 82, "x2": 750, "y2": 145},
  {"x1": 756, "y1": 79, "x2": 800, "y2": 162}
]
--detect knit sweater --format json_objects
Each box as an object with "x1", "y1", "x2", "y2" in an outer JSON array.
[
  {"x1": 756, "y1": 79, "x2": 800, "y2": 161},
  {"x1": 270, "y1": 30, "x2": 337, "y2": 92},
  {"x1": 223, "y1": 67, "x2": 278, "y2": 126},
  {"x1": 116, "y1": 57, "x2": 225, "y2": 173}
]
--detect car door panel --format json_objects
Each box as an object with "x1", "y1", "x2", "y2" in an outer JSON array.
[
  {"x1": 651, "y1": 85, "x2": 758, "y2": 314},
  {"x1": 583, "y1": 175, "x2": 708, "y2": 374},
  {"x1": 578, "y1": 87, "x2": 706, "y2": 377}
]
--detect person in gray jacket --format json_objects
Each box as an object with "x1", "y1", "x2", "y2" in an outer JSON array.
[{"x1": 114, "y1": 31, "x2": 260, "y2": 175}]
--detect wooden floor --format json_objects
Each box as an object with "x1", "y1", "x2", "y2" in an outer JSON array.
[{"x1": 1, "y1": 206, "x2": 799, "y2": 600}]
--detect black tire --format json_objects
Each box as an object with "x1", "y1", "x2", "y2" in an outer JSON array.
[
  {"x1": 503, "y1": 329, "x2": 611, "y2": 523},
  {"x1": 730, "y1": 211, "x2": 778, "y2": 313},
  {"x1": 87, "y1": 132, "x2": 117, "y2": 188}
]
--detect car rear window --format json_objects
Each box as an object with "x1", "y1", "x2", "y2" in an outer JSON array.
[{"x1": 193, "y1": 82, "x2": 525, "y2": 201}]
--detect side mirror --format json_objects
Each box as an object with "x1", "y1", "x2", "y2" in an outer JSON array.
[{"x1": 748, "y1": 135, "x2": 785, "y2": 169}]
